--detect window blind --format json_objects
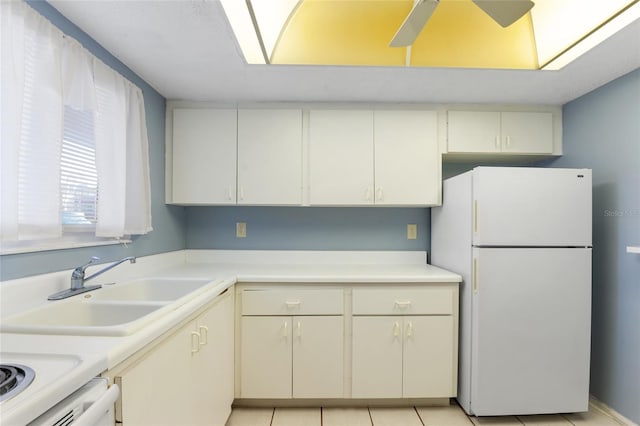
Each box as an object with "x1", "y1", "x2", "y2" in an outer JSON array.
[{"x1": 60, "y1": 106, "x2": 98, "y2": 226}]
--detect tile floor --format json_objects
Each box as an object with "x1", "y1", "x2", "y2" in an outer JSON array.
[{"x1": 226, "y1": 402, "x2": 626, "y2": 426}]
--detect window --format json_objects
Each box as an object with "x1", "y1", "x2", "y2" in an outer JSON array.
[
  {"x1": 0, "y1": 2, "x2": 152, "y2": 254},
  {"x1": 61, "y1": 106, "x2": 98, "y2": 228}
]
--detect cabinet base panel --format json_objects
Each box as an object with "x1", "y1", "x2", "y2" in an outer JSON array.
[{"x1": 233, "y1": 398, "x2": 451, "y2": 408}]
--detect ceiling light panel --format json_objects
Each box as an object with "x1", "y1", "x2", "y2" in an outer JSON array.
[
  {"x1": 532, "y1": 0, "x2": 637, "y2": 66},
  {"x1": 219, "y1": 0, "x2": 266, "y2": 63},
  {"x1": 250, "y1": 0, "x2": 300, "y2": 61},
  {"x1": 271, "y1": 0, "x2": 411, "y2": 66}
]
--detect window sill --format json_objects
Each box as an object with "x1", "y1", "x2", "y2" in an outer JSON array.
[{"x1": 1, "y1": 237, "x2": 132, "y2": 255}]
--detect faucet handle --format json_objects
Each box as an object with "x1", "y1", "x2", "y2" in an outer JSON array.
[{"x1": 73, "y1": 256, "x2": 100, "y2": 277}]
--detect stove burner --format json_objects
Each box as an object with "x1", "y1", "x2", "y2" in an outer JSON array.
[{"x1": 0, "y1": 364, "x2": 35, "y2": 404}]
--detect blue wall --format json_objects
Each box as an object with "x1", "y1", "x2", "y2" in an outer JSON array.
[
  {"x1": 547, "y1": 69, "x2": 640, "y2": 423},
  {"x1": 186, "y1": 206, "x2": 430, "y2": 252},
  {"x1": 0, "y1": 1, "x2": 186, "y2": 281}
]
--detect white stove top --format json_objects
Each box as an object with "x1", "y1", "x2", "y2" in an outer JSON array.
[{"x1": 0, "y1": 351, "x2": 87, "y2": 424}]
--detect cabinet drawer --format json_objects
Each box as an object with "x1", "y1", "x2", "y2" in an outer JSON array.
[
  {"x1": 242, "y1": 289, "x2": 344, "y2": 315},
  {"x1": 352, "y1": 288, "x2": 453, "y2": 315}
]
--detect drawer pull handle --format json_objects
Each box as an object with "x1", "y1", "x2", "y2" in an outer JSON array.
[
  {"x1": 393, "y1": 321, "x2": 401, "y2": 337},
  {"x1": 191, "y1": 331, "x2": 200, "y2": 354},
  {"x1": 394, "y1": 300, "x2": 412, "y2": 308},
  {"x1": 285, "y1": 300, "x2": 301, "y2": 308},
  {"x1": 199, "y1": 325, "x2": 208, "y2": 346}
]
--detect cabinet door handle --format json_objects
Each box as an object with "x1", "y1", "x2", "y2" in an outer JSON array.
[
  {"x1": 495, "y1": 135, "x2": 500, "y2": 149},
  {"x1": 394, "y1": 300, "x2": 411, "y2": 309},
  {"x1": 393, "y1": 321, "x2": 401, "y2": 337},
  {"x1": 198, "y1": 325, "x2": 208, "y2": 346},
  {"x1": 191, "y1": 331, "x2": 200, "y2": 354},
  {"x1": 406, "y1": 321, "x2": 413, "y2": 338},
  {"x1": 365, "y1": 187, "x2": 372, "y2": 201},
  {"x1": 505, "y1": 135, "x2": 511, "y2": 148},
  {"x1": 228, "y1": 186, "x2": 234, "y2": 201},
  {"x1": 296, "y1": 321, "x2": 302, "y2": 338},
  {"x1": 376, "y1": 187, "x2": 383, "y2": 201},
  {"x1": 239, "y1": 186, "x2": 244, "y2": 201},
  {"x1": 282, "y1": 321, "x2": 289, "y2": 338}
]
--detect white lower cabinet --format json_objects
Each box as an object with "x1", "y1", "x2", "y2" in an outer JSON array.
[
  {"x1": 351, "y1": 286, "x2": 458, "y2": 399},
  {"x1": 236, "y1": 284, "x2": 458, "y2": 402},
  {"x1": 113, "y1": 289, "x2": 234, "y2": 426},
  {"x1": 352, "y1": 316, "x2": 454, "y2": 398},
  {"x1": 238, "y1": 287, "x2": 345, "y2": 399},
  {"x1": 240, "y1": 315, "x2": 344, "y2": 399}
]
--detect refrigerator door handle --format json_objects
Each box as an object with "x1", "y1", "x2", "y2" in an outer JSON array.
[
  {"x1": 473, "y1": 258, "x2": 478, "y2": 294},
  {"x1": 474, "y1": 200, "x2": 479, "y2": 235}
]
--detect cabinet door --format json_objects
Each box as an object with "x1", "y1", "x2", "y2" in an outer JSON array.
[
  {"x1": 192, "y1": 290, "x2": 234, "y2": 426},
  {"x1": 237, "y1": 109, "x2": 303, "y2": 205},
  {"x1": 501, "y1": 112, "x2": 553, "y2": 154},
  {"x1": 292, "y1": 316, "x2": 344, "y2": 398},
  {"x1": 309, "y1": 110, "x2": 374, "y2": 205},
  {"x1": 374, "y1": 110, "x2": 440, "y2": 205},
  {"x1": 117, "y1": 319, "x2": 197, "y2": 425},
  {"x1": 172, "y1": 109, "x2": 237, "y2": 204},
  {"x1": 447, "y1": 111, "x2": 501, "y2": 153},
  {"x1": 240, "y1": 316, "x2": 292, "y2": 398},
  {"x1": 403, "y1": 316, "x2": 455, "y2": 398},
  {"x1": 352, "y1": 316, "x2": 403, "y2": 398}
]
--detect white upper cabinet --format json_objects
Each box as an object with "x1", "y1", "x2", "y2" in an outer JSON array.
[
  {"x1": 168, "y1": 105, "x2": 556, "y2": 206},
  {"x1": 447, "y1": 111, "x2": 501, "y2": 153},
  {"x1": 309, "y1": 109, "x2": 375, "y2": 205},
  {"x1": 237, "y1": 109, "x2": 303, "y2": 205},
  {"x1": 172, "y1": 108, "x2": 237, "y2": 204},
  {"x1": 447, "y1": 110, "x2": 553, "y2": 155},
  {"x1": 500, "y1": 112, "x2": 553, "y2": 154},
  {"x1": 309, "y1": 109, "x2": 440, "y2": 206},
  {"x1": 374, "y1": 110, "x2": 440, "y2": 206}
]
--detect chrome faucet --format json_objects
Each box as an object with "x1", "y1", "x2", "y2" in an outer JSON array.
[{"x1": 48, "y1": 256, "x2": 137, "y2": 300}]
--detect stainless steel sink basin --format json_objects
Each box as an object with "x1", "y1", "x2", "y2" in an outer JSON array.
[
  {"x1": 0, "y1": 301, "x2": 163, "y2": 336},
  {"x1": 90, "y1": 277, "x2": 213, "y2": 302}
]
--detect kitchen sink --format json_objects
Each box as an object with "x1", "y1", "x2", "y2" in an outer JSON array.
[
  {"x1": 0, "y1": 301, "x2": 164, "y2": 336},
  {"x1": 90, "y1": 277, "x2": 213, "y2": 302},
  {"x1": 0, "y1": 277, "x2": 220, "y2": 337}
]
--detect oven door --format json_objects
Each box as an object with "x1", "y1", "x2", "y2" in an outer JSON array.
[{"x1": 29, "y1": 378, "x2": 119, "y2": 426}]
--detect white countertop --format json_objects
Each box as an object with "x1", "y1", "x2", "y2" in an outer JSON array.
[{"x1": 0, "y1": 250, "x2": 461, "y2": 425}]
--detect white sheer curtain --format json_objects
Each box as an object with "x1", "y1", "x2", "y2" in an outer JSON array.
[
  {"x1": 93, "y1": 59, "x2": 152, "y2": 238},
  {"x1": 0, "y1": 1, "x2": 152, "y2": 243},
  {"x1": 1, "y1": 1, "x2": 64, "y2": 241}
]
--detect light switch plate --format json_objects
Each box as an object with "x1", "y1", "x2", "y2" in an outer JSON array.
[
  {"x1": 407, "y1": 224, "x2": 417, "y2": 240},
  {"x1": 236, "y1": 222, "x2": 247, "y2": 238}
]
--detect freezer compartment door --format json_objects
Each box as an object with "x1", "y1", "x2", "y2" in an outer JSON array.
[
  {"x1": 473, "y1": 167, "x2": 592, "y2": 246},
  {"x1": 470, "y1": 248, "x2": 591, "y2": 416}
]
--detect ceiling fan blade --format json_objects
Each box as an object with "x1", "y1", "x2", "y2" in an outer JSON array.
[
  {"x1": 472, "y1": 0, "x2": 534, "y2": 28},
  {"x1": 390, "y1": 0, "x2": 439, "y2": 47}
]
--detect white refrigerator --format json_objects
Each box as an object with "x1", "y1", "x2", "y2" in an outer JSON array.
[{"x1": 431, "y1": 167, "x2": 592, "y2": 416}]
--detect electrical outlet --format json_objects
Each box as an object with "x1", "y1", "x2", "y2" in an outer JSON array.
[
  {"x1": 236, "y1": 222, "x2": 247, "y2": 238},
  {"x1": 407, "y1": 224, "x2": 417, "y2": 240}
]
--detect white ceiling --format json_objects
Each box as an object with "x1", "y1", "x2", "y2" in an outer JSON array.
[{"x1": 48, "y1": 0, "x2": 640, "y2": 105}]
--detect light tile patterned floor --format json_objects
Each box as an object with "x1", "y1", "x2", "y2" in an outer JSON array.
[{"x1": 226, "y1": 402, "x2": 627, "y2": 426}]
